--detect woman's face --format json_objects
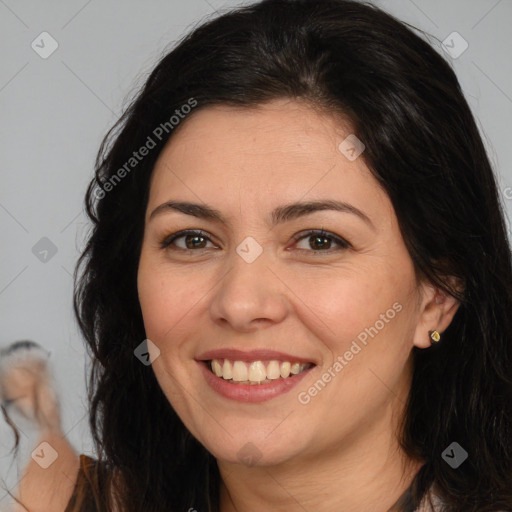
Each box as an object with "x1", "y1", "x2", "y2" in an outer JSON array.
[{"x1": 137, "y1": 98, "x2": 449, "y2": 467}]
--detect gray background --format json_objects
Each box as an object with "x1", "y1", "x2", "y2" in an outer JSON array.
[{"x1": 1, "y1": 0, "x2": 511, "y2": 506}]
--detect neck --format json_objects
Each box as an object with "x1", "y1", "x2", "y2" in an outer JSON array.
[{"x1": 217, "y1": 404, "x2": 424, "y2": 512}]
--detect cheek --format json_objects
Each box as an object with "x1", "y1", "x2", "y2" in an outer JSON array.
[
  {"x1": 137, "y1": 253, "x2": 215, "y2": 356},
  {"x1": 137, "y1": 256, "x2": 185, "y2": 341},
  {"x1": 297, "y1": 272, "x2": 416, "y2": 414},
  {"x1": 292, "y1": 262, "x2": 412, "y2": 353}
]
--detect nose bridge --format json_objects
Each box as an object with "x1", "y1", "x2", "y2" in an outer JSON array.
[{"x1": 208, "y1": 237, "x2": 288, "y2": 329}]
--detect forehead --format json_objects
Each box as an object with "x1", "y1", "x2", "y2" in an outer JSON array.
[
  {"x1": 154, "y1": 99, "x2": 352, "y2": 166},
  {"x1": 147, "y1": 99, "x2": 391, "y2": 223}
]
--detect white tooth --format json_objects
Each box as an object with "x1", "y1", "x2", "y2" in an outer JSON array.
[
  {"x1": 290, "y1": 362, "x2": 301, "y2": 375},
  {"x1": 267, "y1": 360, "x2": 281, "y2": 380},
  {"x1": 212, "y1": 359, "x2": 223, "y2": 377},
  {"x1": 280, "y1": 361, "x2": 291, "y2": 378},
  {"x1": 248, "y1": 361, "x2": 266, "y2": 382},
  {"x1": 232, "y1": 361, "x2": 248, "y2": 382},
  {"x1": 222, "y1": 359, "x2": 233, "y2": 380}
]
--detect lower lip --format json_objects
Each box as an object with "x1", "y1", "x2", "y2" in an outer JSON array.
[{"x1": 198, "y1": 361, "x2": 315, "y2": 403}]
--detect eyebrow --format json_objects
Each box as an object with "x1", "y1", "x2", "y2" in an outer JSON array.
[{"x1": 149, "y1": 199, "x2": 375, "y2": 230}]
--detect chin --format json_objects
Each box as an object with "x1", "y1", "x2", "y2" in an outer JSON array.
[{"x1": 198, "y1": 430, "x2": 305, "y2": 467}]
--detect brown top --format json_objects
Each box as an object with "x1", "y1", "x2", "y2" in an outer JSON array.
[{"x1": 64, "y1": 454, "x2": 103, "y2": 512}]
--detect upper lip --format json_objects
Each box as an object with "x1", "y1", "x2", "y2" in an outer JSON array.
[{"x1": 196, "y1": 348, "x2": 316, "y2": 364}]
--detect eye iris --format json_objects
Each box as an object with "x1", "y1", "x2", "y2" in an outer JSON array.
[
  {"x1": 186, "y1": 235, "x2": 207, "y2": 249},
  {"x1": 310, "y1": 234, "x2": 331, "y2": 250}
]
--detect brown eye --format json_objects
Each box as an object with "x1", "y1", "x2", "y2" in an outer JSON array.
[
  {"x1": 160, "y1": 230, "x2": 215, "y2": 251},
  {"x1": 292, "y1": 229, "x2": 350, "y2": 253}
]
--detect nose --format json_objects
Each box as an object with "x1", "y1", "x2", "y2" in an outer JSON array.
[{"x1": 208, "y1": 244, "x2": 289, "y2": 332}]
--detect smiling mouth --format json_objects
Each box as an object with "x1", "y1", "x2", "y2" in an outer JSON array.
[{"x1": 206, "y1": 358, "x2": 315, "y2": 385}]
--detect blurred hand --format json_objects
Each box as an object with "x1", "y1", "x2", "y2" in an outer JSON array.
[{"x1": 0, "y1": 341, "x2": 62, "y2": 432}]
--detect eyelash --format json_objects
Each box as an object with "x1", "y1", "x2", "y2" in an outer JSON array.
[{"x1": 159, "y1": 228, "x2": 350, "y2": 254}]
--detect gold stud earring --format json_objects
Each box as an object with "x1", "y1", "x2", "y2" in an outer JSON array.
[{"x1": 429, "y1": 330, "x2": 441, "y2": 343}]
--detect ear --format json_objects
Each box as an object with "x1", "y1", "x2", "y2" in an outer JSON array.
[{"x1": 412, "y1": 279, "x2": 461, "y2": 349}]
